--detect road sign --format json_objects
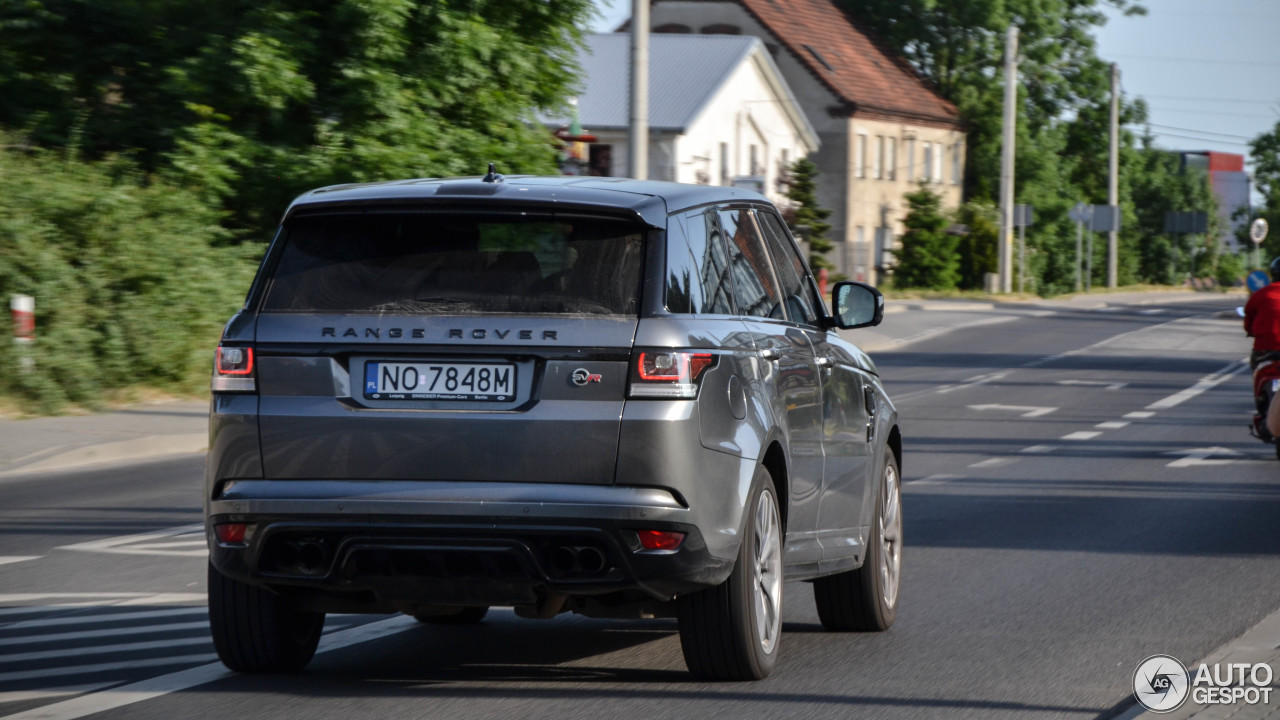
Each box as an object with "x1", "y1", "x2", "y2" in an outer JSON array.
[
  {"x1": 1013, "y1": 204, "x2": 1034, "y2": 227},
  {"x1": 1251, "y1": 218, "x2": 1269, "y2": 245},
  {"x1": 1163, "y1": 210, "x2": 1208, "y2": 235},
  {"x1": 1091, "y1": 205, "x2": 1121, "y2": 233},
  {"x1": 1069, "y1": 203, "x2": 1091, "y2": 224},
  {"x1": 1247, "y1": 270, "x2": 1270, "y2": 293}
]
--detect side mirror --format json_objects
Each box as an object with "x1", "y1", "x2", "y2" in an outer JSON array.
[{"x1": 831, "y1": 281, "x2": 884, "y2": 329}]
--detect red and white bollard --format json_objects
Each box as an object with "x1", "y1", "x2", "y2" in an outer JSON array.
[{"x1": 11, "y1": 294, "x2": 34, "y2": 371}]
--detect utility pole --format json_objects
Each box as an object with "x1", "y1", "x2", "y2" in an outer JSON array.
[
  {"x1": 998, "y1": 26, "x2": 1019, "y2": 294},
  {"x1": 628, "y1": 0, "x2": 649, "y2": 180},
  {"x1": 1107, "y1": 62, "x2": 1119, "y2": 289}
]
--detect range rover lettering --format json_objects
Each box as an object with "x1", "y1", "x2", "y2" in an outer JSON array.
[{"x1": 205, "y1": 171, "x2": 902, "y2": 681}]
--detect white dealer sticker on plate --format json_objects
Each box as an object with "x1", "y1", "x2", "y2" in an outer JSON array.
[{"x1": 364, "y1": 361, "x2": 515, "y2": 401}]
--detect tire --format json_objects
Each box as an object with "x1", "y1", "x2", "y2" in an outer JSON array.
[
  {"x1": 677, "y1": 466, "x2": 783, "y2": 681},
  {"x1": 813, "y1": 452, "x2": 902, "y2": 632},
  {"x1": 208, "y1": 562, "x2": 324, "y2": 673},
  {"x1": 414, "y1": 606, "x2": 489, "y2": 624}
]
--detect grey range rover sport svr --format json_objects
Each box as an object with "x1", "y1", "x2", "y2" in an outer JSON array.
[{"x1": 205, "y1": 172, "x2": 902, "y2": 681}]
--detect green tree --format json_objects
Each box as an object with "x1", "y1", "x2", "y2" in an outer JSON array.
[
  {"x1": 784, "y1": 157, "x2": 835, "y2": 271},
  {"x1": 954, "y1": 202, "x2": 999, "y2": 290},
  {"x1": 0, "y1": 0, "x2": 593, "y2": 240},
  {"x1": 892, "y1": 184, "x2": 958, "y2": 289},
  {"x1": 1248, "y1": 121, "x2": 1280, "y2": 262}
]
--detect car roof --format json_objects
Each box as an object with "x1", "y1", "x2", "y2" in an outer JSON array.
[{"x1": 284, "y1": 175, "x2": 772, "y2": 227}]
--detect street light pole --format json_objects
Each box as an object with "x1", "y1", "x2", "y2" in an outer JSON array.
[
  {"x1": 998, "y1": 26, "x2": 1019, "y2": 294},
  {"x1": 1107, "y1": 62, "x2": 1119, "y2": 288},
  {"x1": 628, "y1": 0, "x2": 649, "y2": 180}
]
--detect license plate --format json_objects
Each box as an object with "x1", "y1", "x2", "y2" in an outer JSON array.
[{"x1": 364, "y1": 361, "x2": 515, "y2": 401}]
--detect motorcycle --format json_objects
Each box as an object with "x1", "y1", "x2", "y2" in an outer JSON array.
[{"x1": 1241, "y1": 306, "x2": 1280, "y2": 459}]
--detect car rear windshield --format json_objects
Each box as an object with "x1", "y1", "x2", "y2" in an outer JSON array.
[{"x1": 262, "y1": 211, "x2": 645, "y2": 315}]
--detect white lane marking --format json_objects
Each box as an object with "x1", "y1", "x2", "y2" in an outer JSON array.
[
  {"x1": 0, "y1": 684, "x2": 115, "y2": 705},
  {"x1": 967, "y1": 404, "x2": 1057, "y2": 418},
  {"x1": 1056, "y1": 380, "x2": 1128, "y2": 391},
  {"x1": 1061, "y1": 431, "x2": 1102, "y2": 441},
  {"x1": 1020, "y1": 445, "x2": 1058, "y2": 453},
  {"x1": 0, "y1": 654, "x2": 217, "y2": 683},
  {"x1": 0, "y1": 615, "x2": 418, "y2": 720},
  {"x1": 1138, "y1": 308, "x2": 1165, "y2": 315},
  {"x1": 2, "y1": 606, "x2": 204, "y2": 631},
  {"x1": 1021, "y1": 353, "x2": 1066, "y2": 368},
  {"x1": 0, "y1": 621, "x2": 208, "y2": 647},
  {"x1": 1146, "y1": 361, "x2": 1247, "y2": 410},
  {"x1": 0, "y1": 556, "x2": 39, "y2": 566},
  {"x1": 969, "y1": 458, "x2": 1014, "y2": 469},
  {"x1": 1097, "y1": 307, "x2": 1122, "y2": 313},
  {"x1": 2, "y1": 636, "x2": 210, "y2": 664},
  {"x1": 1095, "y1": 421, "x2": 1130, "y2": 430},
  {"x1": 113, "y1": 594, "x2": 205, "y2": 606},
  {"x1": 57, "y1": 525, "x2": 206, "y2": 558},
  {"x1": 0, "y1": 593, "x2": 204, "y2": 605},
  {"x1": 1165, "y1": 447, "x2": 1242, "y2": 468},
  {"x1": 1124, "y1": 411, "x2": 1156, "y2": 419},
  {"x1": 908, "y1": 474, "x2": 960, "y2": 485}
]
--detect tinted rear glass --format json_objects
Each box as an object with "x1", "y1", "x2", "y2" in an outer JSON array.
[{"x1": 263, "y1": 212, "x2": 644, "y2": 315}]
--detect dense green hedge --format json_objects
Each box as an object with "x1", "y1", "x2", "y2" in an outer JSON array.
[{"x1": 0, "y1": 145, "x2": 260, "y2": 412}]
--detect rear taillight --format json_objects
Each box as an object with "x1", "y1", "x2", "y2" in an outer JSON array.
[
  {"x1": 212, "y1": 346, "x2": 256, "y2": 393},
  {"x1": 628, "y1": 350, "x2": 716, "y2": 398}
]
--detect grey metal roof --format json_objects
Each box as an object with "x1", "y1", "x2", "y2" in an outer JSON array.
[{"x1": 572, "y1": 33, "x2": 763, "y2": 132}]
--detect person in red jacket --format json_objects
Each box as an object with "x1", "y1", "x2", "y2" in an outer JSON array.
[{"x1": 1244, "y1": 257, "x2": 1280, "y2": 369}]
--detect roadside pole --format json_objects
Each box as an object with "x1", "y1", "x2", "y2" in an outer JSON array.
[
  {"x1": 1253, "y1": 218, "x2": 1269, "y2": 271},
  {"x1": 628, "y1": 0, "x2": 649, "y2": 180},
  {"x1": 998, "y1": 26, "x2": 1018, "y2": 294},
  {"x1": 1075, "y1": 218, "x2": 1084, "y2": 292},
  {"x1": 10, "y1": 294, "x2": 34, "y2": 371},
  {"x1": 1107, "y1": 62, "x2": 1119, "y2": 289}
]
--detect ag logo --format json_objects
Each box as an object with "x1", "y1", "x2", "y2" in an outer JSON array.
[
  {"x1": 570, "y1": 368, "x2": 602, "y2": 387},
  {"x1": 1133, "y1": 655, "x2": 1189, "y2": 713}
]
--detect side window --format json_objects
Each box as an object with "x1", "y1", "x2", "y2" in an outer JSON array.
[
  {"x1": 719, "y1": 207, "x2": 783, "y2": 319},
  {"x1": 664, "y1": 209, "x2": 735, "y2": 314},
  {"x1": 757, "y1": 210, "x2": 820, "y2": 325}
]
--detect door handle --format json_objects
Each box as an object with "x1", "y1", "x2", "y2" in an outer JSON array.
[
  {"x1": 815, "y1": 356, "x2": 834, "y2": 368},
  {"x1": 759, "y1": 348, "x2": 779, "y2": 361}
]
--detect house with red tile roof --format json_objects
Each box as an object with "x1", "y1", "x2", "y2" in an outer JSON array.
[{"x1": 646, "y1": 0, "x2": 966, "y2": 283}]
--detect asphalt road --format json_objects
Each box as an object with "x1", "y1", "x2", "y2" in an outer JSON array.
[{"x1": 1, "y1": 297, "x2": 1277, "y2": 720}]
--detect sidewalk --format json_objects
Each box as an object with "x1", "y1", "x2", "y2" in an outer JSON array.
[
  {"x1": 0, "y1": 399, "x2": 208, "y2": 478},
  {"x1": 0, "y1": 289, "x2": 1244, "y2": 479}
]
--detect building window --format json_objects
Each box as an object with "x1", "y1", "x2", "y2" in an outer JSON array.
[
  {"x1": 720, "y1": 142, "x2": 730, "y2": 185},
  {"x1": 952, "y1": 141, "x2": 963, "y2": 184},
  {"x1": 855, "y1": 133, "x2": 867, "y2": 179},
  {"x1": 873, "y1": 136, "x2": 884, "y2": 180},
  {"x1": 750, "y1": 144, "x2": 760, "y2": 176},
  {"x1": 905, "y1": 138, "x2": 915, "y2": 182},
  {"x1": 933, "y1": 142, "x2": 944, "y2": 184},
  {"x1": 887, "y1": 137, "x2": 897, "y2": 181},
  {"x1": 922, "y1": 143, "x2": 933, "y2": 182}
]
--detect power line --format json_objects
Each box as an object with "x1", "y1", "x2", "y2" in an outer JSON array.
[
  {"x1": 1108, "y1": 53, "x2": 1280, "y2": 68},
  {"x1": 1146, "y1": 106, "x2": 1280, "y2": 119},
  {"x1": 1129, "y1": 128, "x2": 1251, "y2": 147},
  {"x1": 1139, "y1": 123, "x2": 1254, "y2": 140},
  {"x1": 1140, "y1": 93, "x2": 1279, "y2": 106}
]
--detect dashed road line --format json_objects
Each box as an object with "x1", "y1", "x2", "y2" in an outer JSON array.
[
  {"x1": 1061, "y1": 431, "x2": 1102, "y2": 441},
  {"x1": 56, "y1": 525, "x2": 206, "y2": 558},
  {"x1": 2, "y1": 637, "x2": 210, "y2": 664},
  {"x1": 1146, "y1": 361, "x2": 1247, "y2": 410},
  {"x1": 1020, "y1": 445, "x2": 1057, "y2": 453},
  {"x1": 969, "y1": 458, "x2": 1015, "y2": 469},
  {"x1": 0, "y1": 621, "x2": 208, "y2": 647},
  {"x1": 1, "y1": 606, "x2": 204, "y2": 631},
  {"x1": 1124, "y1": 411, "x2": 1155, "y2": 419},
  {"x1": 1095, "y1": 421, "x2": 1130, "y2": 430}
]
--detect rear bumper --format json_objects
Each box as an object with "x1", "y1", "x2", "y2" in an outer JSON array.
[{"x1": 206, "y1": 480, "x2": 734, "y2": 610}]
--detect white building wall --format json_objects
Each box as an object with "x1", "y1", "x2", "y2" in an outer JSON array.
[
  {"x1": 674, "y1": 52, "x2": 816, "y2": 205},
  {"x1": 649, "y1": 0, "x2": 967, "y2": 286}
]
